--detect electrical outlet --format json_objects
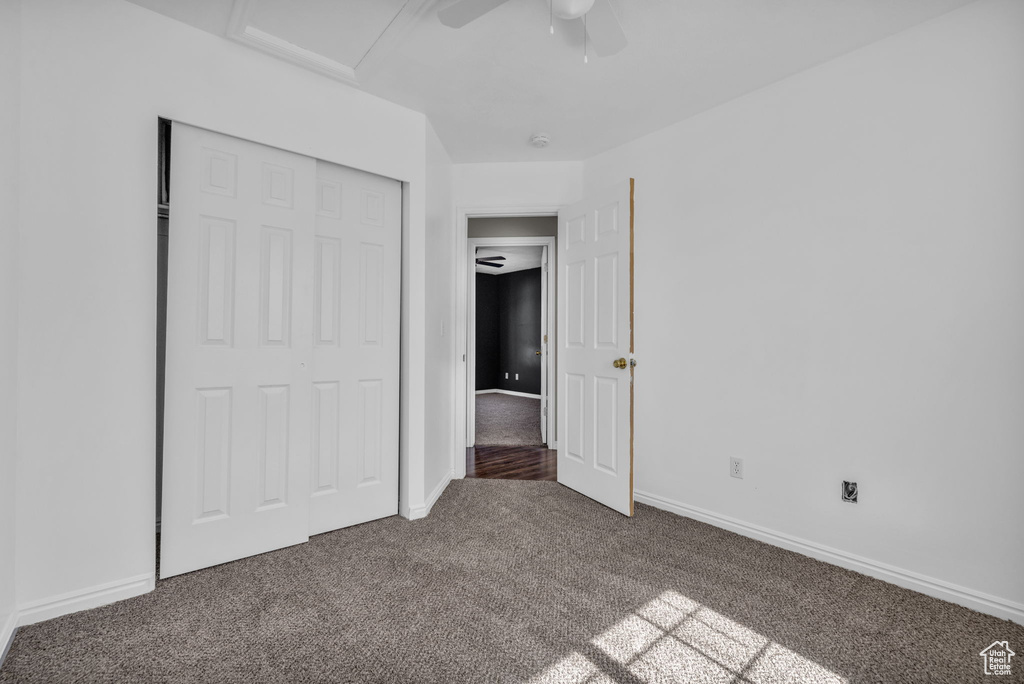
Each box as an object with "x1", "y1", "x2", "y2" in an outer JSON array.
[
  {"x1": 515, "y1": 373, "x2": 519, "y2": 380},
  {"x1": 505, "y1": 372, "x2": 508, "y2": 379},
  {"x1": 842, "y1": 481, "x2": 858, "y2": 504},
  {"x1": 730, "y1": 457, "x2": 743, "y2": 479}
]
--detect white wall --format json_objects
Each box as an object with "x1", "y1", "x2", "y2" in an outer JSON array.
[
  {"x1": 0, "y1": 0, "x2": 21, "y2": 654},
  {"x1": 585, "y1": 0, "x2": 1024, "y2": 620},
  {"x1": 453, "y1": 162, "x2": 583, "y2": 210},
  {"x1": 15, "y1": 0, "x2": 429, "y2": 616},
  {"x1": 422, "y1": 121, "x2": 456, "y2": 512}
]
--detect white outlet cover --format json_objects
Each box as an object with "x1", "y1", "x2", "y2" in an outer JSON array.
[{"x1": 730, "y1": 457, "x2": 743, "y2": 479}]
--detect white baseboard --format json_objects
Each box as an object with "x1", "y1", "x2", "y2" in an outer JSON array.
[
  {"x1": 405, "y1": 471, "x2": 453, "y2": 520},
  {"x1": 634, "y1": 490, "x2": 1024, "y2": 626},
  {"x1": 16, "y1": 572, "x2": 155, "y2": 627},
  {"x1": 475, "y1": 389, "x2": 542, "y2": 399},
  {"x1": 0, "y1": 609, "x2": 16, "y2": 669}
]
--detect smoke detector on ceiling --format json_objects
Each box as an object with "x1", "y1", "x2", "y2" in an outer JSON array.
[{"x1": 530, "y1": 134, "x2": 551, "y2": 148}]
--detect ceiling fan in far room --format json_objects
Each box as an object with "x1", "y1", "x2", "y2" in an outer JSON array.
[
  {"x1": 476, "y1": 254, "x2": 506, "y2": 268},
  {"x1": 438, "y1": 0, "x2": 627, "y2": 59}
]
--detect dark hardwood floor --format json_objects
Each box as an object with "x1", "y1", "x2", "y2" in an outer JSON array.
[{"x1": 466, "y1": 446, "x2": 557, "y2": 481}]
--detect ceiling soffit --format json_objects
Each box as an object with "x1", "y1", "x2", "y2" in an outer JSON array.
[{"x1": 225, "y1": 0, "x2": 435, "y2": 88}]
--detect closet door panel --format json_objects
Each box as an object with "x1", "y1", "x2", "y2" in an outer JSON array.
[
  {"x1": 309, "y1": 161, "x2": 401, "y2": 535},
  {"x1": 161, "y1": 124, "x2": 314, "y2": 578}
]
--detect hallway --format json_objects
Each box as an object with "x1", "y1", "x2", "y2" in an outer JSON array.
[{"x1": 466, "y1": 446, "x2": 556, "y2": 481}]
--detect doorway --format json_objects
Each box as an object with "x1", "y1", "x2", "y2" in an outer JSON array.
[{"x1": 465, "y1": 222, "x2": 556, "y2": 480}]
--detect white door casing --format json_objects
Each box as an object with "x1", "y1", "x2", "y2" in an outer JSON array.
[
  {"x1": 308, "y1": 161, "x2": 401, "y2": 535},
  {"x1": 465, "y1": 235, "x2": 556, "y2": 448},
  {"x1": 557, "y1": 179, "x2": 634, "y2": 516},
  {"x1": 162, "y1": 124, "x2": 315, "y2": 577},
  {"x1": 540, "y1": 245, "x2": 549, "y2": 445}
]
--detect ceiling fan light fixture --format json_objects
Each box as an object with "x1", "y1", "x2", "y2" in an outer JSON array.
[
  {"x1": 551, "y1": 0, "x2": 596, "y2": 21},
  {"x1": 530, "y1": 133, "x2": 551, "y2": 148}
]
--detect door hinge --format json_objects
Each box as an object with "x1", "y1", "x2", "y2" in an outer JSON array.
[
  {"x1": 543, "y1": 334, "x2": 548, "y2": 344},
  {"x1": 543, "y1": 406, "x2": 548, "y2": 417}
]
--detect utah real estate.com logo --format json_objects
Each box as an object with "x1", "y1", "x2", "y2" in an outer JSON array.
[{"x1": 979, "y1": 641, "x2": 1015, "y2": 676}]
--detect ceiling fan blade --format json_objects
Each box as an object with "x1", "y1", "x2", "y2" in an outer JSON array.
[
  {"x1": 585, "y1": 0, "x2": 627, "y2": 57},
  {"x1": 477, "y1": 261, "x2": 505, "y2": 268},
  {"x1": 477, "y1": 256, "x2": 506, "y2": 261},
  {"x1": 438, "y1": 0, "x2": 511, "y2": 28}
]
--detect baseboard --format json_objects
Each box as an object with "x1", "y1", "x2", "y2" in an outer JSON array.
[
  {"x1": 634, "y1": 490, "x2": 1024, "y2": 626},
  {"x1": 406, "y1": 471, "x2": 453, "y2": 520},
  {"x1": 0, "y1": 609, "x2": 16, "y2": 669},
  {"x1": 475, "y1": 389, "x2": 542, "y2": 399},
  {"x1": 16, "y1": 572, "x2": 155, "y2": 627}
]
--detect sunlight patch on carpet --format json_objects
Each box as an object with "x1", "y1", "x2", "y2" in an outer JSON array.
[{"x1": 529, "y1": 590, "x2": 847, "y2": 684}]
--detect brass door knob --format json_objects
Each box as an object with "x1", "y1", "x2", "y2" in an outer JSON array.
[
  {"x1": 613, "y1": 357, "x2": 627, "y2": 369},
  {"x1": 535, "y1": 350, "x2": 542, "y2": 355}
]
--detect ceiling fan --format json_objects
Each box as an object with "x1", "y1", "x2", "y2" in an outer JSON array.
[
  {"x1": 476, "y1": 254, "x2": 506, "y2": 268},
  {"x1": 439, "y1": 0, "x2": 627, "y2": 59}
]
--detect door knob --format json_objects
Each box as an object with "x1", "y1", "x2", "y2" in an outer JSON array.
[
  {"x1": 535, "y1": 350, "x2": 542, "y2": 356},
  {"x1": 613, "y1": 357, "x2": 627, "y2": 369}
]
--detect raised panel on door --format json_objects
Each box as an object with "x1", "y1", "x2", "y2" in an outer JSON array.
[
  {"x1": 198, "y1": 217, "x2": 236, "y2": 346},
  {"x1": 194, "y1": 387, "x2": 232, "y2": 521},
  {"x1": 557, "y1": 179, "x2": 634, "y2": 516},
  {"x1": 309, "y1": 160, "x2": 401, "y2": 536},
  {"x1": 161, "y1": 123, "x2": 315, "y2": 578}
]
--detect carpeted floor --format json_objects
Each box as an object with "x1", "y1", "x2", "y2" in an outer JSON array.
[
  {"x1": 1, "y1": 480, "x2": 1020, "y2": 683},
  {"x1": 475, "y1": 392, "x2": 544, "y2": 446}
]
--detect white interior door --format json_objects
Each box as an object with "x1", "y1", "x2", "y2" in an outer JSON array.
[
  {"x1": 308, "y1": 161, "x2": 401, "y2": 535},
  {"x1": 162, "y1": 124, "x2": 315, "y2": 577},
  {"x1": 557, "y1": 179, "x2": 634, "y2": 516}
]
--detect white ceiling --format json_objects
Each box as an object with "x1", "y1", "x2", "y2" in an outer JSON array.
[
  {"x1": 247, "y1": 0, "x2": 408, "y2": 68},
  {"x1": 126, "y1": 0, "x2": 978, "y2": 162},
  {"x1": 475, "y1": 245, "x2": 544, "y2": 274}
]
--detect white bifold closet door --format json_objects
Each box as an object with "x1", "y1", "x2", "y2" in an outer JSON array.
[
  {"x1": 308, "y1": 160, "x2": 400, "y2": 535},
  {"x1": 161, "y1": 124, "x2": 400, "y2": 578}
]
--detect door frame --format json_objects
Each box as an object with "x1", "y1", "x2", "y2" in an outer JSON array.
[
  {"x1": 466, "y1": 236, "x2": 555, "y2": 450},
  {"x1": 453, "y1": 206, "x2": 561, "y2": 479}
]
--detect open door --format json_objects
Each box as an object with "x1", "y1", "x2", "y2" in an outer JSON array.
[{"x1": 557, "y1": 179, "x2": 634, "y2": 516}]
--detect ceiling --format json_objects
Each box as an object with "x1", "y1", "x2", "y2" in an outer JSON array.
[
  {"x1": 126, "y1": 0, "x2": 977, "y2": 162},
  {"x1": 475, "y1": 246, "x2": 544, "y2": 274}
]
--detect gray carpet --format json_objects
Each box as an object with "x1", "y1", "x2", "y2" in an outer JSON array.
[
  {"x1": 1, "y1": 480, "x2": 1021, "y2": 683},
  {"x1": 475, "y1": 392, "x2": 544, "y2": 446}
]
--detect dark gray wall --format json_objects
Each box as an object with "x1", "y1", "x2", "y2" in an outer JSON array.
[
  {"x1": 475, "y1": 268, "x2": 543, "y2": 394},
  {"x1": 474, "y1": 274, "x2": 501, "y2": 390},
  {"x1": 468, "y1": 216, "x2": 556, "y2": 238}
]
